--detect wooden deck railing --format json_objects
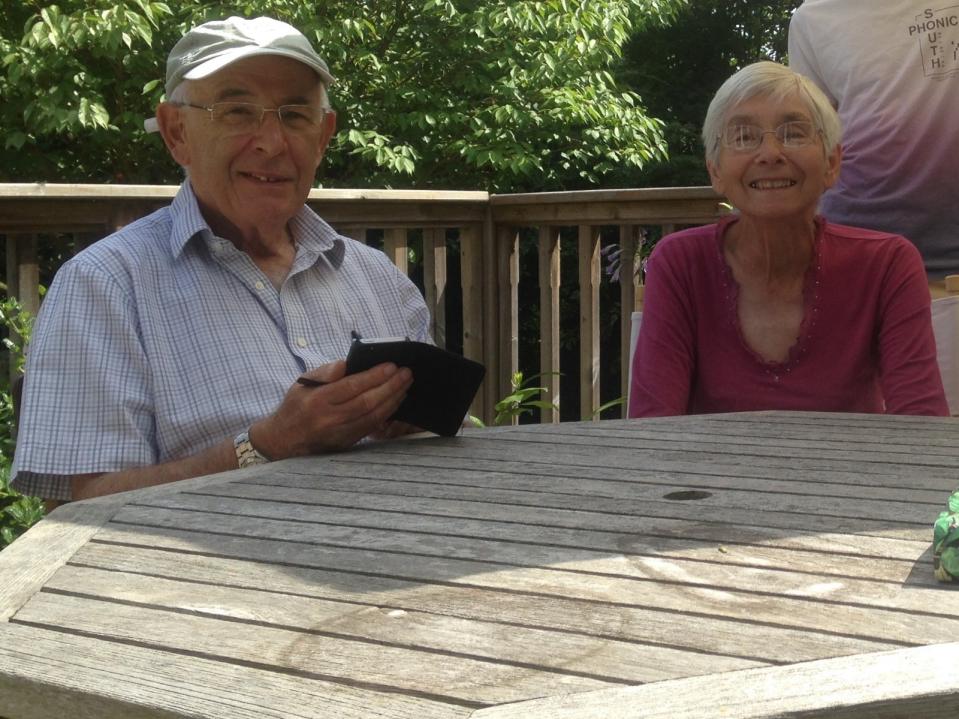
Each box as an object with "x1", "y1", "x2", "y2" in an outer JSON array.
[{"x1": 1, "y1": 183, "x2": 727, "y2": 423}]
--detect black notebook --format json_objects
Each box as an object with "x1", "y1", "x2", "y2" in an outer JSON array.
[{"x1": 345, "y1": 338, "x2": 486, "y2": 437}]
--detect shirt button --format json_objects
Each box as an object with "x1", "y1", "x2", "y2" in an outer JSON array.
[
  {"x1": 296, "y1": 337, "x2": 308, "y2": 348},
  {"x1": 255, "y1": 280, "x2": 266, "y2": 290}
]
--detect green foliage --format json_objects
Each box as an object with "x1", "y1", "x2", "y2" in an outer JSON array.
[
  {"x1": 592, "y1": 396, "x2": 625, "y2": 418},
  {"x1": 0, "y1": 297, "x2": 42, "y2": 551},
  {"x1": 471, "y1": 371, "x2": 559, "y2": 427},
  {"x1": 618, "y1": 0, "x2": 802, "y2": 187},
  {"x1": 0, "y1": 1, "x2": 175, "y2": 182},
  {"x1": 0, "y1": 296, "x2": 34, "y2": 376},
  {"x1": 0, "y1": 0, "x2": 684, "y2": 190}
]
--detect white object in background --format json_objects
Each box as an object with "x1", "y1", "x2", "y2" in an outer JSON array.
[
  {"x1": 932, "y1": 295, "x2": 959, "y2": 415},
  {"x1": 627, "y1": 310, "x2": 643, "y2": 410}
]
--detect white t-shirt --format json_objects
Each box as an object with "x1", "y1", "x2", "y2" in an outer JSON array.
[{"x1": 789, "y1": 0, "x2": 959, "y2": 277}]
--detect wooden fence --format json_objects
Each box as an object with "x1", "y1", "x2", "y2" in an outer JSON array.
[{"x1": 1, "y1": 183, "x2": 727, "y2": 423}]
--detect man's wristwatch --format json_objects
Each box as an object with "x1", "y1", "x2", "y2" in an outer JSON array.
[{"x1": 234, "y1": 430, "x2": 271, "y2": 467}]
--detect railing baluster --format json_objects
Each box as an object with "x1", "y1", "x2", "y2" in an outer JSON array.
[
  {"x1": 383, "y1": 228, "x2": 409, "y2": 275},
  {"x1": 460, "y1": 224, "x2": 486, "y2": 423},
  {"x1": 497, "y1": 226, "x2": 520, "y2": 420},
  {"x1": 578, "y1": 225, "x2": 600, "y2": 421},
  {"x1": 619, "y1": 225, "x2": 638, "y2": 415},
  {"x1": 423, "y1": 228, "x2": 447, "y2": 349},
  {"x1": 482, "y1": 209, "x2": 499, "y2": 421},
  {"x1": 538, "y1": 226, "x2": 561, "y2": 423}
]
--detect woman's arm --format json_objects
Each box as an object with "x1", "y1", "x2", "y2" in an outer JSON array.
[
  {"x1": 627, "y1": 239, "x2": 698, "y2": 418},
  {"x1": 876, "y1": 240, "x2": 949, "y2": 416}
]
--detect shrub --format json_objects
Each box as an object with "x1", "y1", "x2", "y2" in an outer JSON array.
[{"x1": 0, "y1": 296, "x2": 43, "y2": 550}]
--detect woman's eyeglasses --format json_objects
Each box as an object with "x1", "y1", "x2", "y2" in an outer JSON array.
[{"x1": 720, "y1": 121, "x2": 819, "y2": 151}]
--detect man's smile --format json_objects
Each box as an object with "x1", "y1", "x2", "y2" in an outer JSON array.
[{"x1": 239, "y1": 171, "x2": 290, "y2": 183}]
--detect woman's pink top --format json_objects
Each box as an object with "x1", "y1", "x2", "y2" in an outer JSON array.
[{"x1": 628, "y1": 216, "x2": 948, "y2": 417}]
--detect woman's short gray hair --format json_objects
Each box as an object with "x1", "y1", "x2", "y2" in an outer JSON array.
[{"x1": 702, "y1": 61, "x2": 841, "y2": 165}]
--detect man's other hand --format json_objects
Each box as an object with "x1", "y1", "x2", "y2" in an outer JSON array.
[{"x1": 250, "y1": 360, "x2": 414, "y2": 459}]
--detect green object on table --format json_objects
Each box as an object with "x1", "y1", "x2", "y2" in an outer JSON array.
[{"x1": 933, "y1": 489, "x2": 959, "y2": 582}]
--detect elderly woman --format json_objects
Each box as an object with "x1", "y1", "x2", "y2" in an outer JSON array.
[{"x1": 628, "y1": 61, "x2": 948, "y2": 417}]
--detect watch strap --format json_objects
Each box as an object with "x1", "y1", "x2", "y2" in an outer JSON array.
[{"x1": 234, "y1": 430, "x2": 270, "y2": 467}]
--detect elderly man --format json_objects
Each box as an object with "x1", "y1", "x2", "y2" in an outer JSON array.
[{"x1": 11, "y1": 16, "x2": 429, "y2": 506}]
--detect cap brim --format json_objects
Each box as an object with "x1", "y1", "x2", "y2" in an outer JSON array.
[{"x1": 182, "y1": 47, "x2": 334, "y2": 86}]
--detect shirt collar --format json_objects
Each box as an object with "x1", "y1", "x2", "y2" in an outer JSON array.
[{"x1": 167, "y1": 181, "x2": 345, "y2": 268}]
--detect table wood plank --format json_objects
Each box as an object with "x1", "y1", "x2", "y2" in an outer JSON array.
[
  {"x1": 140, "y1": 484, "x2": 932, "y2": 581},
  {"x1": 465, "y1": 428, "x2": 959, "y2": 468},
  {"x1": 315, "y1": 450, "x2": 954, "y2": 502},
  {"x1": 0, "y1": 623, "x2": 464, "y2": 719},
  {"x1": 89, "y1": 522, "x2": 957, "y2": 646},
  {"x1": 70, "y1": 542, "x2": 896, "y2": 664},
  {"x1": 346, "y1": 435, "x2": 959, "y2": 487},
  {"x1": 12, "y1": 592, "x2": 613, "y2": 705},
  {"x1": 154, "y1": 471, "x2": 940, "y2": 543},
  {"x1": 470, "y1": 642, "x2": 959, "y2": 719},
  {"x1": 0, "y1": 500, "x2": 123, "y2": 622},
  {"x1": 42, "y1": 564, "x2": 765, "y2": 682},
  {"x1": 103, "y1": 503, "x2": 953, "y2": 619},
  {"x1": 132, "y1": 489, "x2": 935, "y2": 590}
]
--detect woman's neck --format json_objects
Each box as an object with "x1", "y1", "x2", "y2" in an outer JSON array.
[{"x1": 723, "y1": 215, "x2": 816, "y2": 285}]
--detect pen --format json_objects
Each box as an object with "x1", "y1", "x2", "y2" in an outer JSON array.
[
  {"x1": 298, "y1": 330, "x2": 362, "y2": 387},
  {"x1": 296, "y1": 376, "x2": 326, "y2": 387}
]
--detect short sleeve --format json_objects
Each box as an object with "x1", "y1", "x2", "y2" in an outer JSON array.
[{"x1": 11, "y1": 258, "x2": 157, "y2": 500}]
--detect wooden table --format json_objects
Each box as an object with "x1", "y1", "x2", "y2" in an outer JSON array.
[{"x1": 2, "y1": 411, "x2": 959, "y2": 719}]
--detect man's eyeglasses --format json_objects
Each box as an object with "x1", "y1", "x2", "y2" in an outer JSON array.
[
  {"x1": 720, "y1": 121, "x2": 819, "y2": 152},
  {"x1": 176, "y1": 102, "x2": 327, "y2": 135}
]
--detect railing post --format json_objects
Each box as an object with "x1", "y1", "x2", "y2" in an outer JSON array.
[
  {"x1": 619, "y1": 225, "x2": 639, "y2": 415},
  {"x1": 538, "y1": 226, "x2": 561, "y2": 423},
  {"x1": 460, "y1": 224, "x2": 486, "y2": 422},
  {"x1": 482, "y1": 207, "x2": 499, "y2": 422},
  {"x1": 498, "y1": 225, "x2": 520, "y2": 422},
  {"x1": 422, "y1": 228, "x2": 447, "y2": 349},
  {"x1": 578, "y1": 225, "x2": 600, "y2": 421}
]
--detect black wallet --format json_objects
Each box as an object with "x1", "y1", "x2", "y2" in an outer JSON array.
[{"x1": 345, "y1": 338, "x2": 486, "y2": 437}]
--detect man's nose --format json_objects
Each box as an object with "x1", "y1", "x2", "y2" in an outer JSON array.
[{"x1": 252, "y1": 110, "x2": 286, "y2": 150}]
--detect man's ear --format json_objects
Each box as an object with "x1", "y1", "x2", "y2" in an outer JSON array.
[
  {"x1": 315, "y1": 109, "x2": 337, "y2": 165},
  {"x1": 156, "y1": 102, "x2": 192, "y2": 168}
]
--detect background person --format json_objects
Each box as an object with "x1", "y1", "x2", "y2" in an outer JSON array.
[
  {"x1": 12, "y1": 16, "x2": 430, "y2": 506},
  {"x1": 788, "y1": 0, "x2": 959, "y2": 281},
  {"x1": 628, "y1": 61, "x2": 948, "y2": 418}
]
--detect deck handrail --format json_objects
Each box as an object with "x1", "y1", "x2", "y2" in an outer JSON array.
[{"x1": 1, "y1": 183, "x2": 727, "y2": 422}]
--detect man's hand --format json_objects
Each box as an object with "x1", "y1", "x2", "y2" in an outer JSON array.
[{"x1": 250, "y1": 360, "x2": 414, "y2": 459}]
